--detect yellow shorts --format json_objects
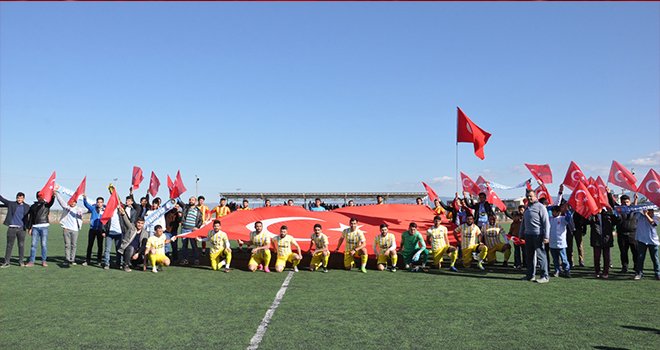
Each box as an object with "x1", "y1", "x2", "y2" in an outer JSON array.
[
  {"x1": 377, "y1": 252, "x2": 395, "y2": 265},
  {"x1": 343, "y1": 251, "x2": 365, "y2": 268},
  {"x1": 310, "y1": 251, "x2": 326, "y2": 268},
  {"x1": 275, "y1": 253, "x2": 298, "y2": 268},
  {"x1": 151, "y1": 253, "x2": 168, "y2": 265},
  {"x1": 431, "y1": 246, "x2": 450, "y2": 265},
  {"x1": 248, "y1": 250, "x2": 271, "y2": 266}
]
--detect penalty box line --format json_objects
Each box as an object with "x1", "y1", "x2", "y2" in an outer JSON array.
[{"x1": 247, "y1": 271, "x2": 295, "y2": 350}]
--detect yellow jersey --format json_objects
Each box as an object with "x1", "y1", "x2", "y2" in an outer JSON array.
[
  {"x1": 210, "y1": 205, "x2": 231, "y2": 218},
  {"x1": 311, "y1": 233, "x2": 329, "y2": 250},
  {"x1": 207, "y1": 229, "x2": 230, "y2": 254},
  {"x1": 481, "y1": 224, "x2": 507, "y2": 248},
  {"x1": 197, "y1": 204, "x2": 210, "y2": 221},
  {"x1": 342, "y1": 228, "x2": 366, "y2": 251},
  {"x1": 146, "y1": 235, "x2": 167, "y2": 256},
  {"x1": 251, "y1": 231, "x2": 270, "y2": 248},
  {"x1": 273, "y1": 235, "x2": 297, "y2": 257},
  {"x1": 434, "y1": 206, "x2": 445, "y2": 215},
  {"x1": 426, "y1": 226, "x2": 449, "y2": 250},
  {"x1": 455, "y1": 223, "x2": 481, "y2": 250},
  {"x1": 239, "y1": 207, "x2": 252, "y2": 211},
  {"x1": 374, "y1": 233, "x2": 396, "y2": 254}
]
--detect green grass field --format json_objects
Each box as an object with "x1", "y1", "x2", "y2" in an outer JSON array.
[{"x1": 1, "y1": 224, "x2": 659, "y2": 350}]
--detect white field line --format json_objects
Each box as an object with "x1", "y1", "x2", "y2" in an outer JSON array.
[{"x1": 247, "y1": 271, "x2": 295, "y2": 350}]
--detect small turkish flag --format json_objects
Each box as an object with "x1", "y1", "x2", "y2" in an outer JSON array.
[
  {"x1": 562, "y1": 161, "x2": 587, "y2": 191},
  {"x1": 132, "y1": 166, "x2": 144, "y2": 190},
  {"x1": 100, "y1": 187, "x2": 120, "y2": 225},
  {"x1": 607, "y1": 160, "x2": 637, "y2": 192},
  {"x1": 638, "y1": 169, "x2": 660, "y2": 207},
  {"x1": 39, "y1": 171, "x2": 57, "y2": 202},
  {"x1": 460, "y1": 172, "x2": 481, "y2": 196},
  {"x1": 535, "y1": 183, "x2": 553, "y2": 206},
  {"x1": 167, "y1": 175, "x2": 177, "y2": 199},
  {"x1": 586, "y1": 178, "x2": 609, "y2": 209},
  {"x1": 421, "y1": 182, "x2": 439, "y2": 202},
  {"x1": 525, "y1": 163, "x2": 553, "y2": 184},
  {"x1": 174, "y1": 170, "x2": 187, "y2": 197},
  {"x1": 148, "y1": 171, "x2": 160, "y2": 197},
  {"x1": 457, "y1": 107, "x2": 491, "y2": 160},
  {"x1": 68, "y1": 176, "x2": 86, "y2": 207},
  {"x1": 485, "y1": 184, "x2": 507, "y2": 211},
  {"x1": 568, "y1": 181, "x2": 600, "y2": 218}
]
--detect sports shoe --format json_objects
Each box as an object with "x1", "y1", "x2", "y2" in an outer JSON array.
[
  {"x1": 601, "y1": 274, "x2": 609, "y2": 280},
  {"x1": 42, "y1": 262, "x2": 48, "y2": 267},
  {"x1": 264, "y1": 267, "x2": 270, "y2": 273},
  {"x1": 123, "y1": 267, "x2": 132, "y2": 272},
  {"x1": 1, "y1": 263, "x2": 9, "y2": 269},
  {"x1": 391, "y1": 267, "x2": 397, "y2": 272},
  {"x1": 449, "y1": 266, "x2": 458, "y2": 272},
  {"x1": 71, "y1": 262, "x2": 77, "y2": 266},
  {"x1": 152, "y1": 267, "x2": 158, "y2": 273},
  {"x1": 293, "y1": 267, "x2": 299, "y2": 272},
  {"x1": 224, "y1": 267, "x2": 230, "y2": 273},
  {"x1": 82, "y1": 262, "x2": 88, "y2": 266},
  {"x1": 19, "y1": 262, "x2": 25, "y2": 267},
  {"x1": 521, "y1": 276, "x2": 536, "y2": 282},
  {"x1": 180, "y1": 259, "x2": 189, "y2": 265},
  {"x1": 25, "y1": 262, "x2": 34, "y2": 267},
  {"x1": 633, "y1": 274, "x2": 642, "y2": 280},
  {"x1": 360, "y1": 267, "x2": 367, "y2": 273},
  {"x1": 553, "y1": 271, "x2": 560, "y2": 278},
  {"x1": 579, "y1": 262, "x2": 585, "y2": 267},
  {"x1": 536, "y1": 277, "x2": 549, "y2": 284},
  {"x1": 322, "y1": 268, "x2": 328, "y2": 273},
  {"x1": 477, "y1": 262, "x2": 485, "y2": 271},
  {"x1": 257, "y1": 264, "x2": 263, "y2": 271},
  {"x1": 103, "y1": 265, "x2": 110, "y2": 270}
]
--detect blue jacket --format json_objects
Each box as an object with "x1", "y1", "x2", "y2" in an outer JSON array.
[{"x1": 83, "y1": 197, "x2": 105, "y2": 231}]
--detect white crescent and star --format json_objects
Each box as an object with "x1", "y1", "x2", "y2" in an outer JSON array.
[
  {"x1": 245, "y1": 216, "x2": 322, "y2": 240},
  {"x1": 614, "y1": 170, "x2": 625, "y2": 183},
  {"x1": 645, "y1": 179, "x2": 660, "y2": 194},
  {"x1": 465, "y1": 122, "x2": 473, "y2": 134},
  {"x1": 571, "y1": 170, "x2": 584, "y2": 182},
  {"x1": 575, "y1": 190, "x2": 589, "y2": 203}
]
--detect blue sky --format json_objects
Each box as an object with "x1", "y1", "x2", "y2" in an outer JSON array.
[{"x1": 1, "y1": 2, "x2": 658, "y2": 202}]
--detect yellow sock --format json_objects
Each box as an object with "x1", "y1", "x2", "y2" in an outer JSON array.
[
  {"x1": 361, "y1": 254, "x2": 368, "y2": 267},
  {"x1": 391, "y1": 254, "x2": 398, "y2": 267},
  {"x1": 479, "y1": 247, "x2": 488, "y2": 261},
  {"x1": 293, "y1": 258, "x2": 300, "y2": 267},
  {"x1": 323, "y1": 254, "x2": 329, "y2": 267},
  {"x1": 149, "y1": 254, "x2": 157, "y2": 268},
  {"x1": 450, "y1": 250, "x2": 458, "y2": 266},
  {"x1": 264, "y1": 250, "x2": 271, "y2": 268}
]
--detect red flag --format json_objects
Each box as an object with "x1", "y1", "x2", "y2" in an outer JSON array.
[
  {"x1": 148, "y1": 171, "x2": 160, "y2": 197},
  {"x1": 568, "y1": 181, "x2": 599, "y2": 218},
  {"x1": 476, "y1": 176, "x2": 489, "y2": 192},
  {"x1": 562, "y1": 161, "x2": 587, "y2": 191},
  {"x1": 607, "y1": 160, "x2": 637, "y2": 192},
  {"x1": 484, "y1": 184, "x2": 507, "y2": 211},
  {"x1": 535, "y1": 183, "x2": 553, "y2": 206},
  {"x1": 176, "y1": 204, "x2": 457, "y2": 255},
  {"x1": 39, "y1": 171, "x2": 57, "y2": 202},
  {"x1": 585, "y1": 180, "x2": 608, "y2": 209},
  {"x1": 638, "y1": 169, "x2": 660, "y2": 207},
  {"x1": 132, "y1": 166, "x2": 144, "y2": 190},
  {"x1": 595, "y1": 176, "x2": 611, "y2": 208},
  {"x1": 525, "y1": 179, "x2": 532, "y2": 191},
  {"x1": 460, "y1": 172, "x2": 481, "y2": 196},
  {"x1": 421, "y1": 182, "x2": 439, "y2": 202},
  {"x1": 167, "y1": 175, "x2": 177, "y2": 199},
  {"x1": 67, "y1": 176, "x2": 87, "y2": 207},
  {"x1": 457, "y1": 107, "x2": 491, "y2": 160},
  {"x1": 100, "y1": 188, "x2": 120, "y2": 225},
  {"x1": 174, "y1": 170, "x2": 187, "y2": 197},
  {"x1": 525, "y1": 163, "x2": 553, "y2": 184}
]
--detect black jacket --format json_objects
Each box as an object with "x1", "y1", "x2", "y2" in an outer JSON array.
[
  {"x1": 177, "y1": 199, "x2": 203, "y2": 230},
  {"x1": 607, "y1": 192, "x2": 637, "y2": 234},
  {"x1": 26, "y1": 196, "x2": 55, "y2": 229},
  {"x1": 0, "y1": 195, "x2": 30, "y2": 228},
  {"x1": 589, "y1": 210, "x2": 620, "y2": 248}
]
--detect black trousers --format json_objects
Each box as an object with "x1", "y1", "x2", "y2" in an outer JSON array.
[
  {"x1": 4, "y1": 227, "x2": 26, "y2": 264},
  {"x1": 86, "y1": 229, "x2": 104, "y2": 263},
  {"x1": 617, "y1": 232, "x2": 638, "y2": 271},
  {"x1": 123, "y1": 245, "x2": 144, "y2": 268}
]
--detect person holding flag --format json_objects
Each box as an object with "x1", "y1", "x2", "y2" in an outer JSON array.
[
  {"x1": 374, "y1": 223, "x2": 398, "y2": 272},
  {"x1": 399, "y1": 222, "x2": 429, "y2": 272},
  {"x1": 588, "y1": 208, "x2": 619, "y2": 279},
  {"x1": 307, "y1": 224, "x2": 330, "y2": 273},
  {"x1": 454, "y1": 213, "x2": 487, "y2": 270},
  {"x1": 466, "y1": 192, "x2": 495, "y2": 227},
  {"x1": 103, "y1": 186, "x2": 124, "y2": 270},
  {"x1": 272, "y1": 225, "x2": 302, "y2": 273},
  {"x1": 549, "y1": 205, "x2": 572, "y2": 278},
  {"x1": 335, "y1": 218, "x2": 368, "y2": 273},
  {"x1": 54, "y1": 188, "x2": 85, "y2": 266},
  {"x1": 177, "y1": 196, "x2": 203, "y2": 265},
  {"x1": 481, "y1": 213, "x2": 511, "y2": 267},
  {"x1": 426, "y1": 216, "x2": 458, "y2": 272},
  {"x1": 25, "y1": 190, "x2": 55, "y2": 267},
  {"x1": 82, "y1": 194, "x2": 105, "y2": 266},
  {"x1": 608, "y1": 192, "x2": 639, "y2": 274}
]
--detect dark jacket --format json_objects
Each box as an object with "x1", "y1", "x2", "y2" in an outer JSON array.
[
  {"x1": 572, "y1": 212, "x2": 589, "y2": 235},
  {"x1": 589, "y1": 210, "x2": 619, "y2": 248},
  {"x1": 607, "y1": 192, "x2": 637, "y2": 235},
  {"x1": 0, "y1": 195, "x2": 30, "y2": 228},
  {"x1": 26, "y1": 196, "x2": 55, "y2": 229},
  {"x1": 177, "y1": 200, "x2": 203, "y2": 230},
  {"x1": 117, "y1": 210, "x2": 149, "y2": 255}
]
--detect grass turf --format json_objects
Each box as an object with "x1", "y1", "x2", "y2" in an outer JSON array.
[{"x1": 1, "y1": 224, "x2": 658, "y2": 350}]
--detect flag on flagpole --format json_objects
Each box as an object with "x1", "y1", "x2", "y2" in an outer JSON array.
[
  {"x1": 562, "y1": 161, "x2": 587, "y2": 191},
  {"x1": 421, "y1": 182, "x2": 439, "y2": 202},
  {"x1": 457, "y1": 107, "x2": 491, "y2": 160},
  {"x1": 67, "y1": 176, "x2": 86, "y2": 207},
  {"x1": 100, "y1": 187, "x2": 120, "y2": 225},
  {"x1": 148, "y1": 171, "x2": 160, "y2": 197},
  {"x1": 132, "y1": 166, "x2": 144, "y2": 190},
  {"x1": 607, "y1": 160, "x2": 637, "y2": 192},
  {"x1": 39, "y1": 171, "x2": 57, "y2": 202},
  {"x1": 637, "y1": 169, "x2": 660, "y2": 207},
  {"x1": 525, "y1": 163, "x2": 553, "y2": 184}
]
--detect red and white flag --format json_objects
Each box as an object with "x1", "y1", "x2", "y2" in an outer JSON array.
[
  {"x1": 460, "y1": 172, "x2": 481, "y2": 196},
  {"x1": 586, "y1": 177, "x2": 609, "y2": 209},
  {"x1": 562, "y1": 161, "x2": 587, "y2": 191},
  {"x1": 100, "y1": 187, "x2": 120, "y2": 225},
  {"x1": 132, "y1": 166, "x2": 144, "y2": 190},
  {"x1": 174, "y1": 170, "x2": 187, "y2": 197},
  {"x1": 421, "y1": 182, "x2": 439, "y2": 202},
  {"x1": 535, "y1": 183, "x2": 553, "y2": 206},
  {"x1": 595, "y1": 176, "x2": 611, "y2": 209},
  {"x1": 607, "y1": 160, "x2": 637, "y2": 192},
  {"x1": 637, "y1": 169, "x2": 660, "y2": 207},
  {"x1": 484, "y1": 184, "x2": 507, "y2": 211},
  {"x1": 167, "y1": 175, "x2": 176, "y2": 199},
  {"x1": 525, "y1": 163, "x2": 553, "y2": 184},
  {"x1": 568, "y1": 181, "x2": 600, "y2": 218},
  {"x1": 457, "y1": 107, "x2": 491, "y2": 160},
  {"x1": 148, "y1": 171, "x2": 160, "y2": 197},
  {"x1": 67, "y1": 176, "x2": 86, "y2": 207},
  {"x1": 39, "y1": 171, "x2": 57, "y2": 202}
]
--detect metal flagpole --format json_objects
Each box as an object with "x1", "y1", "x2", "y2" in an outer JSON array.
[{"x1": 455, "y1": 107, "x2": 459, "y2": 194}]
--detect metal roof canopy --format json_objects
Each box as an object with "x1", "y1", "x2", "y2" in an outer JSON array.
[{"x1": 218, "y1": 192, "x2": 427, "y2": 200}]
